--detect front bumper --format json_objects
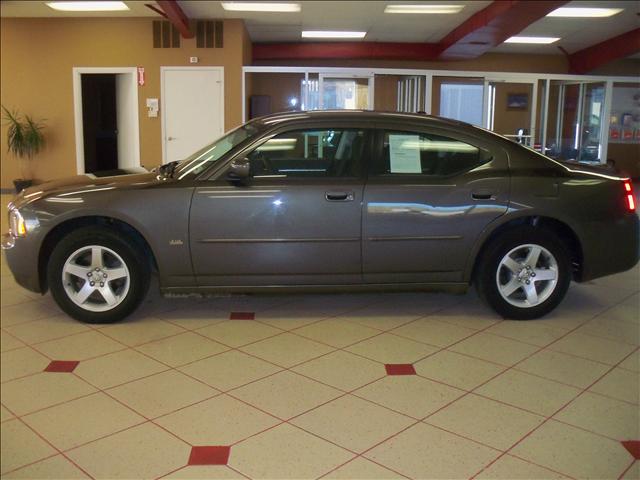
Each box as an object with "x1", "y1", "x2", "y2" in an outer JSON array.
[{"x1": 2, "y1": 232, "x2": 43, "y2": 293}]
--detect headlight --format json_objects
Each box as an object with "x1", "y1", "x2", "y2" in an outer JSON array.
[{"x1": 8, "y1": 204, "x2": 27, "y2": 237}]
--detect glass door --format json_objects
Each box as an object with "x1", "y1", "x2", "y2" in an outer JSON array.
[
  {"x1": 318, "y1": 74, "x2": 373, "y2": 110},
  {"x1": 484, "y1": 80, "x2": 537, "y2": 148}
]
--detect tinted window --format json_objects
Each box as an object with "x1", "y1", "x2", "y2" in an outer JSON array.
[
  {"x1": 247, "y1": 129, "x2": 366, "y2": 178},
  {"x1": 374, "y1": 130, "x2": 491, "y2": 176}
]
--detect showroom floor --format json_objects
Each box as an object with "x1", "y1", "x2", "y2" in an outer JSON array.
[{"x1": 1, "y1": 253, "x2": 638, "y2": 480}]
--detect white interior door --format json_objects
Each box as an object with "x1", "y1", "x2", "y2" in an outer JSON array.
[{"x1": 162, "y1": 67, "x2": 224, "y2": 164}]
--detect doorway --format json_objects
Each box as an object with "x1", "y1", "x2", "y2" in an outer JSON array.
[
  {"x1": 161, "y1": 66, "x2": 224, "y2": 164},
  {"x1": 318, "y1": 74, "x2": 373, "y2": 110},
  {"x1": 73, "y1": 67, "x2": 140, "y2": 175}
]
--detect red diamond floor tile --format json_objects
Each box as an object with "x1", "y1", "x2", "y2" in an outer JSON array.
[
  {"x1": 188, "y1": 445, "x2": 231, "y2": 465},
  {"x1": 44, "y1": 360, "x2": 80, "y2": 373},
  {"x1": 385, "y1": 364, "x2": 416, "y2": 375},
  {"x1": 229, "y1": 312, "x2": 255, "y2": 320},
  {"x1": 621, "y1": 440, "x2": 640, "y2": 460}
]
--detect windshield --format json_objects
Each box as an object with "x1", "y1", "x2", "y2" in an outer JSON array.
[{"x1": 174, "y1": 123, "x2": 261, "y2": 179}]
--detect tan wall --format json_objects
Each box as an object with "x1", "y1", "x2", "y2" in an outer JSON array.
[
  {"x1": 0, "y1": 17, "x2": 250, "y2": 188},
  {"x1": 247, "y1": 72, "x2": 304, "y2": 118}
]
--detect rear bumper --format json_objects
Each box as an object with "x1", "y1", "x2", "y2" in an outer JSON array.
[
  {"x1": 2, "y1": 233, "x2": 43, "y2": 293},
  {"x1": 579, "y1": 213, "x2": 640, "y2": 282}
]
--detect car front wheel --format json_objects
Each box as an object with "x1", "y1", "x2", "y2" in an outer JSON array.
[
  {"x1": 476, "y1": 227, "x2": 571, "y2": 320},
  {"x1": 47, "y1": 226, "x2": 150, "y2": 323}
]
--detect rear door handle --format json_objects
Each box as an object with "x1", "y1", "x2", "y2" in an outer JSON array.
[
  {"x1": 325, "y1": 191, "x2": 354, "y2": 202},
  {"x1": 471, "y1": 189, "x2": 495, "y2": 200}
]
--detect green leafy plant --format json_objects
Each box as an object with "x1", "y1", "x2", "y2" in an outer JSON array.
[{"x1": 2, "y1": 105, "x2": 46, "y2": 181}]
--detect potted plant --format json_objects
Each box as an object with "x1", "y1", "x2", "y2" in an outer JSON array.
[{"x1": 2, "y1": 105, "x2": 46, "y2": 192}]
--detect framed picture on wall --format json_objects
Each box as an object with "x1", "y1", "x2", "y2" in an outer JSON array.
[{"x1": 507, "y1": 93, "x2": 529, "y2": 110}]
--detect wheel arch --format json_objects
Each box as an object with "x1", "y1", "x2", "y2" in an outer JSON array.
[
  {"x1": 38, "y1": 216, "x2": 158, "y2": 293},
  {"x1": 467, "y1": 215, "x2": 584, "y2": 285}
]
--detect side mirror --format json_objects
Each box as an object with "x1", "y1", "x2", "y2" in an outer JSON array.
[{"x1": 226, "y1": 157, "x2": 251, "y2": 182}]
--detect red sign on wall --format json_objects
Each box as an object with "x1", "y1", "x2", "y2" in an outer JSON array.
[
  {"x1": 137, "y1": 67, "x2": 145, "y2": 86},
  {"x1": 610, "y1": 127, "x2": 620, "y2": 140},
  {"x1": 622, "y1": 128, "x2": 633, "y2": 140}
]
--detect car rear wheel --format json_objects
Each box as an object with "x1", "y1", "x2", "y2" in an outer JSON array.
[
  {"x1": 47, "y1": 226, "x2": 150, "y2": 323},
  {"x1": 476, "y1": 227, "x2": 571, "y2": 320}
]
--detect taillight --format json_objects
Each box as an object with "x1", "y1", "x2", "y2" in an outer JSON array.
[{"x1": 624, "y1": 181, "x2": 636, "y2": 212}]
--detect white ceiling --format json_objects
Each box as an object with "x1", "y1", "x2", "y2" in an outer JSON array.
[{"x1": 1, "y1": 0, "x2": 639, "y2": 55}]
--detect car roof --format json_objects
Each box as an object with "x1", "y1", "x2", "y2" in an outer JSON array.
[{"x1": 253, "y1": 110, "x2": 472, "y2": 130}]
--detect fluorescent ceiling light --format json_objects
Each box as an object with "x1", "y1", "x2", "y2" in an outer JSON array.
[
  {"x1": 46, "y1": 1, "x2": 129, "y2": 11},
  {"x1": 221, "y1": 2, "x2": 301, "y2": 12},
  {"x1": 302, "y1": 31, "x2": 367, "y2": 39},
  {"x1": 547, "y1": 7, "x2": 623, "y2": 18},
  {"x1": 504, "y1": 36, "x2": 560, "y2": 44},
  {"x1": 384, "y1": 4, "x2": 464, "y2": 14}
]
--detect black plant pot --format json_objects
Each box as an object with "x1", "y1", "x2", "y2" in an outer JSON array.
[{"x1": 13, "y1": 179, "x2": 33, "y2": 193}]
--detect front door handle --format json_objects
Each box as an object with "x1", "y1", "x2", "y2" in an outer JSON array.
[{"x1": 325, "y1": 191, "x2": 354, "y2": 202}]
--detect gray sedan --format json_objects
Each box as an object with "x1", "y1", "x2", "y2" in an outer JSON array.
[{"x1": 3, "y1": 111, "x2": 638, "y2": 323}]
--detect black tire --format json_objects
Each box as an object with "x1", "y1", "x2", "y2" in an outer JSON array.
[
  {"x1": 47, "y1": 226, "x2": 150, "y2": 324},
  {"x1": 476, "y1": 226, "x2": 571, "y2": 320}
]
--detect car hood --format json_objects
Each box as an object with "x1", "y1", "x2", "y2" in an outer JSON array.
[{"x1": 14, "y1": 172, "x2": 164, "y2": 207}]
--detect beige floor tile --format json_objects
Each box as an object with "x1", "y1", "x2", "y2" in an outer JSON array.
[
  {"x1": 157, "y1": 394, "x2": 278, "y2": 445},
  {"x1": 3, "y1": 454, "x2": 90, "y2": 479},
  {"x1": 476, "y1": 369, "x2": 580, "y2": 416},
  {"x1": 555, "y1": 392, "x2": 640, "y2": 440},
  {"x1": 475, "y1": 454, "x2": 569, "y2": 479},
  {"x1": 511, "y1": 420, "x2": 633, "y2": 480},
  {"x1": 450, "y1": 332, "x2": 539, "y2": 366},
  {"x1": 292, "y1": 350, "x2": 384, "y2": 391},
  {"x1": 0, "y1": 299, "x2": 62, "y2": 328},
  {"x1": 231, "y1": 370, "x2": 342, "y2": 419},
  {"x1": 4, "y1": 315, "x2": 90, "y2": 345},
  {"x1": 589, "y1": 367, "x2": 639, "y2": 404},
  {"x1": 550, "y1": 332, "x2": 638, "y2": 366},
  {"x1": 229, "y1": 423, "x2": 353, "y2": 479},
  {"x1": 240, "y1": 332, "x2": 334, "y2": 368},
  {"x1": 294, "y1": 319, "x2": 380, "y2": 348},
  {"x1": 1, "y1": 346, "x2": 50, "y2": 382},
  {"x1": 619, "y1": 350, "x2": 639, "y2": 372},
  {"x1": 432, "y1": 303, "x2": 501, "y2": 331},
  {"x1": 621, "y1": 461, "x2": 639, "y2": 480},
  {"x1": 427, "y1": 393, "x2": 544, "y2": 450},
  {"x1": 36, "y1": 330, "x2": 123, "y2": 361},
  {"x1": 346, "y1": 333, "x2": 437, "y2": 364},
  {"x1": 23, "y1": 392, "x2": 145, "y2": 450},
  {"x1": 108, "y1": 370, "x2": 218, "y2": 418},
  {"x1": 74, "y1": 349, "x2": 168, "y2": 389},
  {"x1": 1, "y1": 404, "x2": 15, "y2": 422},
  {"x1": 157, "y1": 306, "x2": 230, "y2": 330},
  {"x1": 291, "y1": 395, "x2": 414, "y2": 453},
  {"x1": 162, "y1": 465, "x2": 245, "y2": 479},
  {"x1": 414, "y1": 350, "x2": 504, "y2": 390},
  {"x1": 0, "y1": 289, "x2": 34, "y2": 308},
  {"x1": 354, "y1": 375, "x2": 464, "y2": 418},
  {"x1": 322, "y1": 457, "x2": 402, "y2": 479},
  {"x1": 579, "y1": 316, "x2": 640, "y2": 346},
  {"x1": 392, "y1": 318, "x2": 476, "y2": 348},
  {"x1": 66, "y1": 422, "x2": 190, "y2": 479},
  {"x1": 136, "y1": 332, "x2": 229, "y2": 367},
  {"x1": 0, "y1": 331, "x2": 25, "y2": 352},
  {"x1": 196, "y1": 320, "x2": 281, "y2": 347},
  {"x1": 516, "y1": 350, "x2": 612, "y2": 389},
  {"x1": 365, "y1": 422, "x2": 498, "y2": 479},
  {"x1": 179, "y1": 350, "x2": 281, "y2": 391},
  {"x1": 486, "y1": 320, "x2": 568, "y2": 347},
  {"x1": 1, "y1": 372, "x2": 96, "y2": 416},
  {"x1": 101, "y1": 318, "x2": 186, "y2": 347},
  {"x1": 257, "y1": 306, "x2": 336, "y2": 330},
  {"x1": 0, "y1": 419, "x2": 57, "y2": 475},
  {"x1": 338, "y1": 303, "x2": 427, "y2": 331}
]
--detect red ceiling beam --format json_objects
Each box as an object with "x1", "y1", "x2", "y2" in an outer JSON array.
[
  {"x1": 568, "y1": 28, "x2": 640, "y2": 74},
  {"x1": 252, "y1": 41, "x2": 441, "y2": 61},
  {"x1": 437, "y1": 0, "x2": 569, "y2": 59},
  {"x1": 155, "y1": 0, "x2": 193, "y2": 38}
]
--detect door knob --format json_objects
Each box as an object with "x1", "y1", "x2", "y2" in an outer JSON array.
[{"x1": 167, "y1": 136, "x2": 176, "y2": 141}]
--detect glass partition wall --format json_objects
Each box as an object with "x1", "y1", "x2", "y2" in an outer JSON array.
[{"x1": 244, "y1": 68, "x2": 635, "y2": 170}]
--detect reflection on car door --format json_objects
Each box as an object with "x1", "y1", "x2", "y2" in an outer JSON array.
[
  {"x1": 190, "y1": 127, "x2": 370, "y2": 287},
  {"x1": 363, "y1": 126, "x2": 510, "y2": 283}
]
